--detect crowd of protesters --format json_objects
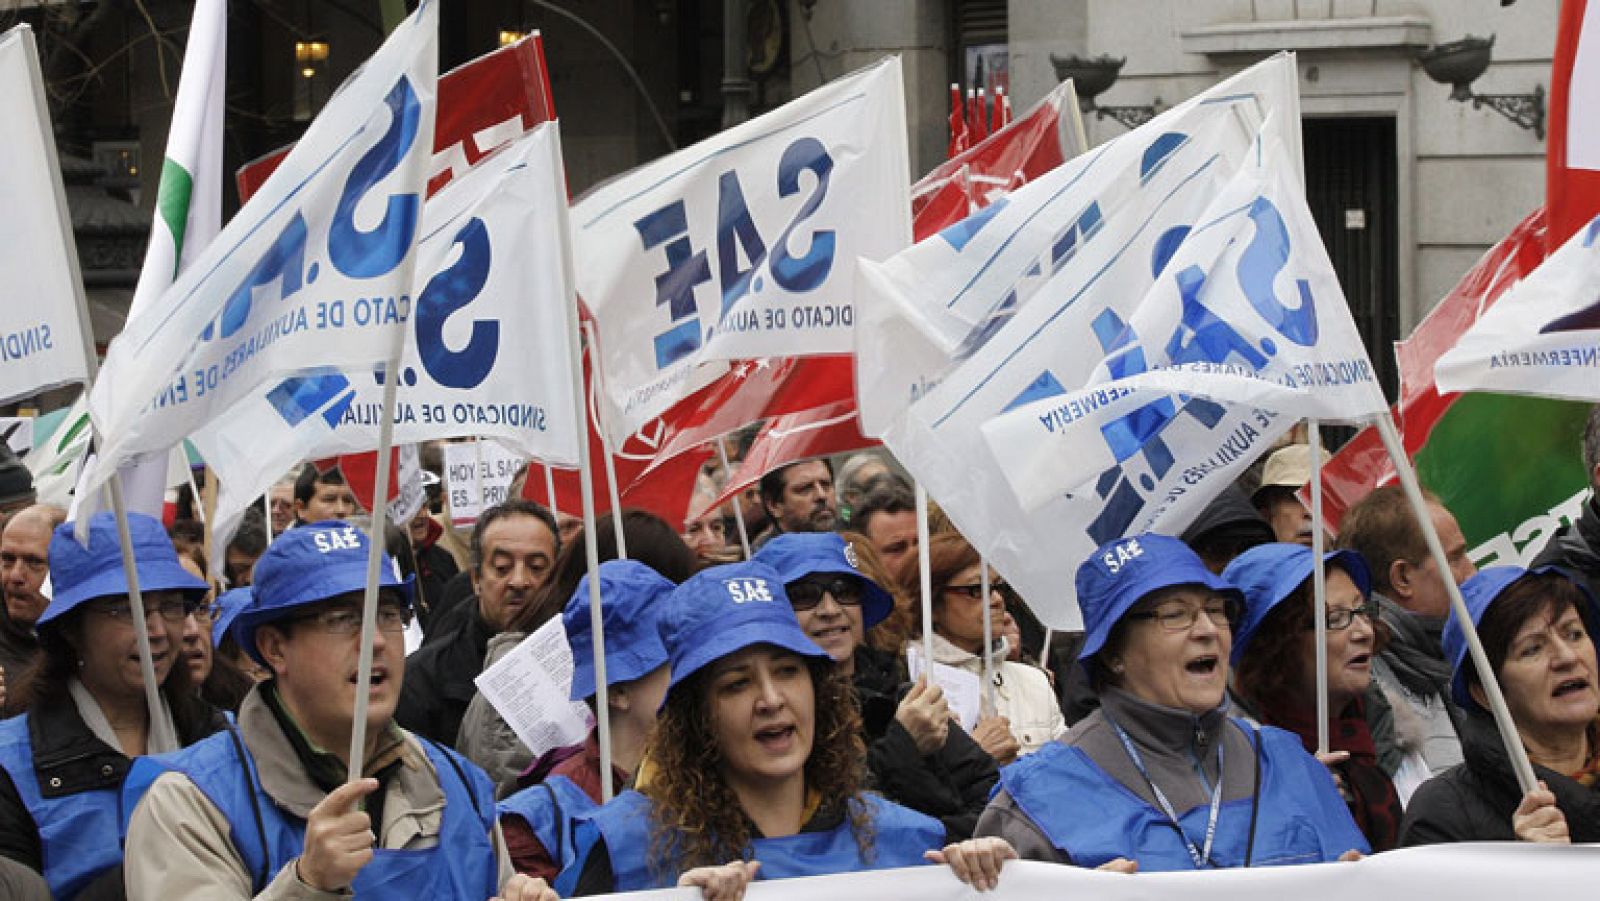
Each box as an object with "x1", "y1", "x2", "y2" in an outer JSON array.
[{"x1": 0, "y1": 407, "x2": 1596, "y2": 900}]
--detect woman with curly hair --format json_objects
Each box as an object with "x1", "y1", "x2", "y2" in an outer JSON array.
[{"x1": 559, "y1": 561, "x2": 1016, "y2": 899}]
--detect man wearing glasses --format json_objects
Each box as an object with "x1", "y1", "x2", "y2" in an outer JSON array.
[
  {"x1": 754, "y1": 532, "x2": 1000, "y2": 840},
  {"x1": 123, "y1": 521, "x2": 553, "y2": 900}
]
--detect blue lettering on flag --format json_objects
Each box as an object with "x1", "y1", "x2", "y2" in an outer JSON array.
[
  {"x1": 939, "y1": 199, "x2": 1009, "y2": 252},
  {"x1": 266, "y1": 371, "x2": 355, "y2": 429},
  {"x1": 1003, "y1": 369, "x2": 1066, "y2": 413},
  {"x1": 636, "y1": 200, "x2": 710, "y2": 369},
  {"x1": 1236, "y1": 196, "x2": 1318, "y2": 346},
  {"x1": 1140, "y1": 133, "x2": 1188, "y2": 184}
]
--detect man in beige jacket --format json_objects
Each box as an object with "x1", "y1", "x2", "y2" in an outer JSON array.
[{"x1": 121, "y1": 521, "x2": 553, "y2": 900}]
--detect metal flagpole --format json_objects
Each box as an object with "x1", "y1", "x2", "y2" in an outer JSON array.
[
  {"x1": 716, "y1": 438, "x2": 752, "y2": 559},
  {"x1": 556, "y1": 130, "x2": 615, "y2": 800},
  {"x1": 914, "y1": 482, "x2": 934, "y2": 671},
  {"x1": 1373, "y1": 413, "x2": 1538, "y2": 794},
  {"x1": 543, "y1": 463, "x2": 559, "y2": 519},
  {"x1": 347, "y1": 363, "x2": 401, "y2": 780},
  {"x1": 980, "y1": 558, "x2": 996, "y2": 714},
  {"x1": 1308, "y1": 421, "x2": 1329, "y2": 756},
  {"x1": 582, "y1": 320, "x2": 628, "y2": 561}
]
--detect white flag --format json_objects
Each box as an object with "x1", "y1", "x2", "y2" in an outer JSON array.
[
  {"x1": 195, "y1": 123, "x2": 581, "y2": 535},
  {"x1": 0, "y1": 25, "x2": 91, "y2": 405},
  {"x1": 574, "y1": 57, "x2": 910, "y2": 441},
  {"x1": 1434, "y1": 215, "x2": 1600, "y2": 401},
  {"x1": 81, "y1": 0, "x2": 440, "y2": 528},
  {"x1": 980, "y1": 123, "x2": 1386, "y2": 514},
  {"x1": 859, "y1": 55, "x2": 1314, "y2": 629}
]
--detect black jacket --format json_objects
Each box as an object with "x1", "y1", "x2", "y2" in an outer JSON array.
[
  {"x1": 1400, "y1": 711, "x2": 1600, "y2": 845},
  {"x1": 0, "y1": 688, "x2": 225, "y2": 893},
  {"x1": 396, "y1": 601, "x2": 495, "y2": 746},
  {"x1": 1533, "y1": 493, "x2": 1600, "y2": 603},
  {"x1": 852, "y1": 646, "x2": 998, "y2": 840}
]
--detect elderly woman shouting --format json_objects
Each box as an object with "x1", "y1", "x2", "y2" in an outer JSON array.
[
  {"x1": 1401, "y1": 566, "x2": 1600, "y2": 844},
  {"x1": 976, "y1": 534, "x2": 1366, "y2": 870}
]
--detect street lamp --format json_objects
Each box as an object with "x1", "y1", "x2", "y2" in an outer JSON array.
[
  {"x1": 1050, "y1": 53, "x2": 1160, "y2": 130},
  {"x1": 1417, "y1": 35, "x2": 1544, "y2": 139},
  {"x1": 294, "y1": 40, "x2": 329, "y2": 80}
]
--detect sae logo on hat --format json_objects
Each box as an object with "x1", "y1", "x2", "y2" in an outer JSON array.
[
  {"x1": 724, "y1": 576, "x2": 774, "y2": 604},
  {"x1": 1100, "y1": 537, "x2": 1144, "y2": 575}
]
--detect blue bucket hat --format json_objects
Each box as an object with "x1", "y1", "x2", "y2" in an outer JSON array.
[
  {"x1": 752, "y1": 532, "x2": 894, "y2": 628},
  {"x1": 210, "y1": 587, "x2": 253, "y2": 647},
  {"x1": 563, "y1": 560, "x2": 676, "y2": 701},
  {"x1": 658, "y1": 561, "x2": 829, "y2": 695},
  {"x1": 39, "y1": 512, "x2": 209, "y2": 629},
  {"x1": 1074, "y1": 533, "x2": 1240, "y2": 674},
  {"x1": 232, "y1": 521, "x2": 413, "y2": 666},
  {"x1": 1224, "y1": 543, "x2": 1372, "y2": 664},
  {"x1": 1446, "y1": 566, "x2": 1600, "y2": 712}
]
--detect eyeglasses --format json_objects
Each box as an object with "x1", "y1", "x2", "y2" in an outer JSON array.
[
  {"x1": 1125, "y1": 597, "x2": 1238, "y2": 632},
  {"x1": 189, "y1": 602, "x2": 216, "y2": 624},
  {"x1": 944, "y1": 581, "x2": 1009, "y2": 600},
  {"x1": 0, "y1": 552, "x2": 47, "y2": 573},
  {"x1": 89, "y1": 597, "x2": 195, "y2": 624},
  {"x1": 1322, "y1": 604, "x2": 1378, "y2": 631},
  {"x1": 786, "y1": 576, "x2": 863, "y2": 611},
  {"x1": 290, "y1": 603, "x2": 412, "y2": 635}
]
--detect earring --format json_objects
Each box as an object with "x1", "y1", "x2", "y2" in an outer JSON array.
[{"x1": 1109, "y1": 660, "x2": 1124, "y2": 674}]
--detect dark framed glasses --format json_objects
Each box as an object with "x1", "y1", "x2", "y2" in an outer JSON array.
[{"x1": 786, "y1": 576, "x2": 864, "y2": 611}]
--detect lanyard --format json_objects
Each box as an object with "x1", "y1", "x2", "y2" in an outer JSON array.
[{"x1": 1106, "y1": 715, "x2": 1224, "y2": 869}]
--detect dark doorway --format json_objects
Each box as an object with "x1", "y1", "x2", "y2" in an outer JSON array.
[{"x1": 1302, "y1": 116, "x2": 1401, "y2": 403}]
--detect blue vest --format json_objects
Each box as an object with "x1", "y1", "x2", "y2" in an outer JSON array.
[
  {"x1": 998, "y1": 721, "x2": 1370, "y2": 871},
  {"x1": 123, "y1": 726, "x2": 499, "y2": 898},
  {"x1": 561, "y1": 789, "x2": 945, "y2": 893},
  {"x1": 497, "y1": 775, "x2": 596, "y2": 874},
  {"x1": 0, "y1": 713, "x2": 126, "y2": 898}
]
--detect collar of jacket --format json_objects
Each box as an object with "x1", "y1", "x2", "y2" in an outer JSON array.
[
  {"x1": 28, "y1": 690, "x2": 127, "y2": 799},
  {"x1": 1099, "y1": 685, "x2": 1229, "y2": 761},
  {"x1": 1458, "y1": 708, "x2": 1600, "y2": 841}
]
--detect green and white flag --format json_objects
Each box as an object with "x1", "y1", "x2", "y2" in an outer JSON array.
[{"x1": 88, "y1": 0, "x2": 227, "y2": 516}]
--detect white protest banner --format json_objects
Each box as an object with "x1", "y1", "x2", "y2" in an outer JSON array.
[
  {"x1": 579, "y1": 847, "x2": 1600, "y2": 901},
  {"x1": 1435, "y1": 214, "x2": 1600, "y2": 400},
  {"x1": 980, "y1": 123, "x2": 1386, "y2": 513},
  {"x1": 443, "y1": 438, "x2": 524, "y2": 526},
  {"x1": 574, "y1": 57, "x2": 910, "y2": 440},
  {"x1": 859, "y1": 55, "x2": 1303, "y2": 629},
  {"x1": 0, "y1": 25, "x2": 91, "y2": 405},
  {"x1": 194, "y1": 122, "x2": 579, "y2": 536},
  {"x1": 474, "y1": 617, "x2": 594, "y2": 759},
  {"x1": 82, "y1": 1, "x2": 439, "y2": 529}
]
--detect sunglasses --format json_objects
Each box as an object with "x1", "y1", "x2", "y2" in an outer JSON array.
[{"x1": 785, "y1": 576, "x2": 864, "y2": 611}]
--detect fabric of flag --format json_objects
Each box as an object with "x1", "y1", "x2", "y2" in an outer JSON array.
[
  {"x1": 0, "y1": 25, "x2": 91, "y2": 405},
  {"x1": 1435, "y1": 214, "x2": 1600, "y2": 401},
  {"x1": 196, "y1": 123, "x2": 581, "y2": 538},
  {"x1": 856, "y1": 54, "x2": 1307, "y2": 629},
  {"x1": 572, "y1": 57, "x2": 910, "y2": 442},
  {"x1": 81, "y1": 0, "x2": 440, "y2": 537},
  {"x1": 1548, "y1": 0, "x2": 1600, "y2": 252},
  {"x1": 948, "y1": 83, "x2": 970, "y2": 158},
  {"x1": 696, "y1": 401, "x2": 878, "y2": 518}
]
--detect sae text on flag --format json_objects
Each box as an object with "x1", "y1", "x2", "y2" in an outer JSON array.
[
  {"x1": 0, "y1": 25, "x2": 91, "y2": 405},
  {"x1": 980, "y1": 121, "x2": 1386, "y2": 516},
  {"x1": 859, "y1": 55, "x2": 1332, "y2": 629},
  {"x1": 1435, "y1": 215, "x2": 1600, "y2": 402},
  {"x1": 81, "y1": 1, "x2": 439, "y2": 517},
  {"x1": 573, "y1": 57, "x2": 910, "y2": 440},
  {"x1": 193, "y1": 123, "x2": 581, "y2": 535}
]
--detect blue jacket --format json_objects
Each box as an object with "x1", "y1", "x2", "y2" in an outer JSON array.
[
  {"x1": 124, "y1": 725, "x2": 499, "y2": 898},
  {"x1": 559, "y1": 789, "x2": 945, "y2": 894},
  {"x1": 997, "y1": 720, "x2": 1369, "y2": 870},
  {"x1": 497, "y1": 775, "x2": 596, "y2": 874},
  {"x1": 0, "y1": 712, "x2": 127, "y2": 897}
]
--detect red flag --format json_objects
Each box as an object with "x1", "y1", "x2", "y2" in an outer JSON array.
[
  {"x1": 697, "y1": 402, "x2": 879, "y2": 517},
  {"x1": 947, "y1": 83, "x2": 969, "y2": 158},
  {"x1": 974, "y1": 88, "x2": 990, "y2": 141},
  {"x1": 314, "y1": 451, "x2": 400, "y2": 514},
  {"x1": 236, "y1": 34, "x2": 555, "y2": 203},
  {"x1": 1314, "y1": 208, "x2": 1549, "y2": 530},
  {"x1": 990, "y1": 86, "x2": 1004, "y2": 135},
  {"x1": 1547, "y1": 0, "x2": 1600, "y2": 250}
]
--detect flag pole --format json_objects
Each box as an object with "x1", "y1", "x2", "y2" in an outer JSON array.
[
  {"x1": 914, "y1": 481, "x2": 934, "y2": 671},
  {"x1": 979, "y1": 557, "x2": 996, "y2": 714},
  {"x1": 347, "y1": 360, "x2": 400, "y2": 781},
  {"x1": 557, "y1": 131, "x2": 615, "y2": 801},
  {"x1": 582, "y1": 321, "x2": 629, "y2": 561},
  {"x1": 1308, "y1": 420, "x2": 1329, "y2": 756},
  {"x1": 716, "y1": 438, "x2": 752, "y2": 559},
  {"x1": 26, "y1": 18, "x2": 176, "y2": 754},
  {"x1": 1372, "y1": 413, "x2": 1538, "y2": 794},
  {"x1": 543, "y1": 462, "x2": 560, "y2": 520}
]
